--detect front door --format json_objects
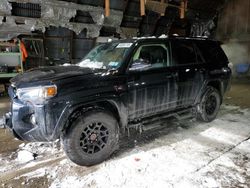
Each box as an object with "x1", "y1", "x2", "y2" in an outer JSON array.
[{"x1": 127, "y1": 42, "x2": 178, "y2": 120}]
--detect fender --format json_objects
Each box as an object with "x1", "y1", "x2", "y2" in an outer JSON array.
[
  {"x1": 194, "y1": 78, "x2": 225, "y2": 105},
  {"x1": 50, "y1": 94, "x2": 128, "y2": 140}
]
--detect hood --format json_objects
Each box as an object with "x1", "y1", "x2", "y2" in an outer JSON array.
[{"x1": 10, "y1": 66, "x2": 101, "y2": 87}]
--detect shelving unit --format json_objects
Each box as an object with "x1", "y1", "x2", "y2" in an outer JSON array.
[{"x1": 0, "y1": 40, "x2": 23, "y2": 79}]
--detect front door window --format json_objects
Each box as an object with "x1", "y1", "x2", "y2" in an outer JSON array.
[{"x1": 129, "y1": 44, "x2": 169, "y2": 71}]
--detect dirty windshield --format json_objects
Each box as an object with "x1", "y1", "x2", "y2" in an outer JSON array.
[{"x1": 77, "y1": 42, "x2": 132, "y2": 70}]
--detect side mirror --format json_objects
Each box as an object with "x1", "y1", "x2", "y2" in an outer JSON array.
[{"x1": 129, "y1": 59, "x2": 151, "y2": 71}]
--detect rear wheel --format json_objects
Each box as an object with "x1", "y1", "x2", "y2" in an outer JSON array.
[
  {"x1": 196, "y1": 86, "x2": 221, "y2": 122},
  {"x1": 63, "y1": 110, "x2": 119, "y2": 166}
]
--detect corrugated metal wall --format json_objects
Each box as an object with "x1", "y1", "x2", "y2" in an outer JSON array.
[
  {"x1": 217, "y1": 0, "x2": 250, "y2": 40},
  {"x1": 217, "y1": 0, "x2": 250, "y2": 68}
]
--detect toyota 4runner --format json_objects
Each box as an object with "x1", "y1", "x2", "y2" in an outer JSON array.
[{"x1": 2, "y1": 36, "x2": 231, "y2": 166}]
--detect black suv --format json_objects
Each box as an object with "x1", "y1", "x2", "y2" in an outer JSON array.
[{"x1": 3, "y1": 37, "x2": 231, "y2": 166}]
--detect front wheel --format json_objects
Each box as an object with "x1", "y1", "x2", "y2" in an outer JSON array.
[
  {"x1": 196, "y1": 86, "x2": 221, "y2": 122},
  {"x1": 62, "y1": 110, "x2": 119, "y2": 166}
]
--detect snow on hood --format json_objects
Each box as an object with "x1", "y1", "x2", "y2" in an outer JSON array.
[
  {"x1": 77, "y1": 59, "x2": 104, "y2": 69},
  {"x1": 63, "y1": 59, "x2": 105, "y2": 69}
]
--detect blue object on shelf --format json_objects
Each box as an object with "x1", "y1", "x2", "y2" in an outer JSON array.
[{"x1": 236, "y1": 63, "x2": 250, "y2": 74}]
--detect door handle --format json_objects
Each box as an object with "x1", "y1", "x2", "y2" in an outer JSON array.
[
  {"x1": 128, "y1": 80, "x2": 135, "y2": 85},
  {"x1": 199, "y1": 68, "x2": 206, "y2": 73},
  {"x1": 166, "y1": 72, "x2": 178, "y2": 79},
  {"x1": 166, "y1": 75, "x2": 173, "y2": 79}
]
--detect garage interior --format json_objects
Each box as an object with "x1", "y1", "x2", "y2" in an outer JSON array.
[{"x1": 0, "y1": 0, "x2": 250, "y2": 187}]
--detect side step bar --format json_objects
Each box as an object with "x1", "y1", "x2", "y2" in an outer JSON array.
[{"x1": 127, "y1": 107, "x2": 194, "y2": 134}]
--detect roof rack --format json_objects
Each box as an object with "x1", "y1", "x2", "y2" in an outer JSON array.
[
  {"x1": 169, "y1": 35, "x2": 209, "y2": 40},
  {"x1": 130, "y1": 35, "x2": 212, "y2": 42}
]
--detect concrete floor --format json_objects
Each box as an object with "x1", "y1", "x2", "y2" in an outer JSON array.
[
  {"x1": 0, "y1": 81, "x2": 249, "y2": 188},
  {"x1": 224, "y1": 80, "x2": 250, "y2": 108},
  {"x1": 0, "y1": 97, "x2": 22, "y2": 155}
]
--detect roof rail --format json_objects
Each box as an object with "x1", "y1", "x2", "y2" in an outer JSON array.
[
  {"x1": 131, "y1": 35, "x2": 210, "y2": 41},
  {"x1": 169, "y1": 35, "x2": 210, "y2": 40}
]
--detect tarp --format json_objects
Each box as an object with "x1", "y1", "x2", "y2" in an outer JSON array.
[
  {"x1": 190, "y1": 19, "x2": 215, "y2": 38},
  {"x1": 0, "y1": 0, "x2": 123, "y2": 40}
]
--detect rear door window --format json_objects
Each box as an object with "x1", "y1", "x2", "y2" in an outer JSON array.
[
  {"x1": 193, "y1": 44, "x2": 206, "y2": 64},
  {"x1": 171, "y1": 40, "x2": 197, "y2": 66}
]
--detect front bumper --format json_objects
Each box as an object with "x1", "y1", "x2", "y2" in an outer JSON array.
[
  {"x1": 5, "y1": 85, "x2": 62, "y2": 141},
  {"x1": 5, "y1": 99, "x2": 50, "y2": 141},
  {"x1": 6, "y1": 85, "x2": 69, "y2": 142}
]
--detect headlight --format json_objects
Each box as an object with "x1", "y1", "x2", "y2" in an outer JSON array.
[{"x1": 16, "y1": 85, "x2": 57, "y2": 104}]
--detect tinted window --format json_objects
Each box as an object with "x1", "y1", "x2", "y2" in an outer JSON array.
[
  {"x1": 130, "y1": 44, "x2": 169, "y2": 70},
  {"x1": 194, "y1": 44, "x2": 205, "y2": 63},
  {"x1": 196, "y1": 41, "x2": 228, "y2": 64},
  {"x1": 171, "y1": 40, "x2": 196, "y2": 66},
  {"x1": 139, "y1": 46, "x2": 168, "y2": 65}
]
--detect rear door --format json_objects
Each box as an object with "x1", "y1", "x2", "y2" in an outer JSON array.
[
  {"x1": 170, "y1": 39, "x2": 205, "y2": 107},
  {"x1": 127, "y1": 41, "x2": 178, "y2": 120}
]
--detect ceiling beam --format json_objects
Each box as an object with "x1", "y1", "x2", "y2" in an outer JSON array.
[
  {"x1": 140, "y1": 0, "x2": 145, "y2": 16},
  {"x1": 105, "y1": 0, "x2": 110, "y2": 17}
]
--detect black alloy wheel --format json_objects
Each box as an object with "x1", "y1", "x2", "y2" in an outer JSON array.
[
  {"x1": 80, "y1": 121, "x2": 109, "y2": 154},
  {"x1": 63, "y1": 110, "x2": 119, "y2": 166},
  {"x1": 205, "y1": 95, "x2": 217, "y2": 116},
  {"x1": 196, "y1": 86, "x2": 221, "y2": 122}
]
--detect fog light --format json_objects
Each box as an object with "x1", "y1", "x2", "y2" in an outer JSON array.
[{"x1": 30, "y1": 114, "x2": 36, "y2": 125}]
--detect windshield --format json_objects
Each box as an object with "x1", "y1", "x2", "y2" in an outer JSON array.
[{"x1": 77, "y1": 42, "x2": 132, "y2": 70}]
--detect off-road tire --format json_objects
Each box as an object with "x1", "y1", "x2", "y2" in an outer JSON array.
[
  {"x1": 196, "y1": 86, "x2": 221, "y2": 122},
  {"x1": 63, "y1": 110, "x2": 119, "y2": 166}
]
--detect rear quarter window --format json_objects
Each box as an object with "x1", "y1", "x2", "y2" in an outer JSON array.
[{"x1": 196, "y1": 41, "x2": 228, "y2": 64}]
